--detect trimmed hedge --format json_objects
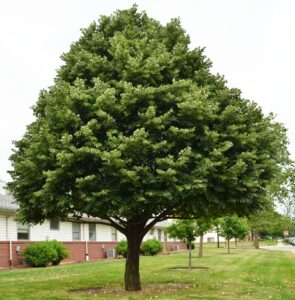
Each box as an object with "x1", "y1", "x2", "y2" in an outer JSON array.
[{"x1": 23, "y1": 240, "x2": 69, "y2": 267}]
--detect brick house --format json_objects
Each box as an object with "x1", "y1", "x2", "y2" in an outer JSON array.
[{"x1": 0, "y1": 190, "x2": 186, "y2": 268}]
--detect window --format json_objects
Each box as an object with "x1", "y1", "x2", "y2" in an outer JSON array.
[
  {"x1": 150, "y1": 228, "x2": 154, "y2": 235},
  {"x1": 89, "y1": 223, "x2": 96, "y2": 241},
  {"x1": 111, "y1": 227, "x2": 117, "y2": 241},
  {"x1": 17, "y1": 222, "x2": 29, "y2": 240},
  {"x1": 157, "y1": 229, "x2": 162, "y2": 241},
  {"x1": 50, "y1": 220, "x2": 60, "y2": 230},
  {"x1": 207, "y1": 237, "x2": 214, "y2": 243},
  {"x1": 72, "y1": 223, "x2": 81, "y2": 240}
]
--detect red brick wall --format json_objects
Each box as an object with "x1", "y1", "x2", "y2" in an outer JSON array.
[
  {"x1": 162, "y1": 241, "x2": 187, "y2": 252},
  {"x1": 0, "y1": 240, "x2": 186, "y2": 268}
]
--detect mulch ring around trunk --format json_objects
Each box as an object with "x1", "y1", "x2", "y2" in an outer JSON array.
[
  {"x1": 72, "y1": 283, "x2": 193, "y2": 296},
  {"x1": 171, "y1": 266, "x2": 209, "y2": 271}
]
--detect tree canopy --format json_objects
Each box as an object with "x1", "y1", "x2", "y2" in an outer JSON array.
[
  {"x1": 166, "y1": 218, "x2": 212, "y2": 267},
  {"x1": 248, "y1": 208, "x2": 291, "y2": 248},
  {"x1": 220, "y1": 215, "x2": 249, "y2": 253},
  {"x1": 8, "y1": 6, "x2": 290, "y2": 291}
]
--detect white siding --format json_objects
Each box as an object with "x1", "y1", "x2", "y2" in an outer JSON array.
[
  {"x1": 7, "y1": 216, "x2": 17, "y2": 240},
  {"x1": 117, "y1": 230, "x2": 126, "y2": 241},
  {"x1": 144, "y1": 226, "x2": 177, "y2": 242},
  {"x1": 0, "y1": 214, "x2": 17, "y2": 241},
  {"x1": 30, "y1": 221, "x2": 74, "y2": 241},
  {"x1": 0, "y1": 215, "x2": 6, "y2": 240},
  {"x1": 194, "y1": 232, "x2": 227, "y2": 243},
  {"x1": 96, "y1": 224, "x2": 112, "y2": 241},
  {"x1": 0, "y1": 213, "x2": 186, "y2": 243}
]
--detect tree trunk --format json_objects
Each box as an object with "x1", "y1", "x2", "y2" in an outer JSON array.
[
  {"x1": 253, "y1": 230, "x2": 260, "y2": 249},
  {"x1": 217, "y1": 228, "x2": 220, "y2": 248},
  {"x1": 227, "y1": 238, "x2": 230, "y2": 254},
  {"x1": 198, "y1": 235, "x2": 204, "y2": 258},
  {"x1": 188, "y1": 242, "x2": 192, "y2": 269},
  {"x1": 235, "y1": 238, "x2": 237, "y2": 248},
  {"x1": 125, "y1": 231, "x2": 143, "y2": 291}
]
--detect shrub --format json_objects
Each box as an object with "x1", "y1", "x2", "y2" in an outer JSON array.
[
  {"x1": 116, "y1": 240, "x2": 128, "y2": 258},
  {"x1": 23, "y1": 240, "x2": 69, "y2": 267},
  {"x1": 49, "y1": 240, "x2": 69, "y2": 265},
  {"x1": 140, "y1": 239, "x2": 163, "y2": 256},
  {"x1": 23, "y1": 242, "x2": 57, "y2": 267}
]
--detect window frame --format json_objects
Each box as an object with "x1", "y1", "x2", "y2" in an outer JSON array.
[
  {"x1": 17, "y1": 222, "x2": 30, "y2": 240},
  {"x1": 88, "y1": 223, "x2": 96, "y2": 241},
  {"x1": 111, "y1": 227, "x2": 118, "y2": 241},
  {"x1": 157, "y1": 229, "x2": 162, "y2": 241},
  {"x1": 72, "y1": 222, "x2": 81, "y2": 241},
  {"x1": 50, "y1": 220, "x2": 60, "y2": 231}
]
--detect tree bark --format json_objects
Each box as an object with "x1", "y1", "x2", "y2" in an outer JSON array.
[
  {"x1": 125, "y1": 229, "x2": 143, "y2": 291},
  {"x1": 188, "y1": 242, "x2": 192, "y2": 269},
  {"x1": 217, "y1": 228, "x2": 220, "y2": 248},
  {"x1": 198, "y1": 235, "x2": 204, "y2": 258},
  {"x1": 235, "y1": 238, "x2": 237, "y2": 248},
  {"x1": 227, "y1": 238, "x2": 230, "y2": 254},
  {"x1": 253, "y1": 230, "x2": 260, "y2": 249}
]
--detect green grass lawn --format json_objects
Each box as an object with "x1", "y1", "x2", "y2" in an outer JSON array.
[{"x1": 0, "y1": 244, "x2": 294, "y2": 300}]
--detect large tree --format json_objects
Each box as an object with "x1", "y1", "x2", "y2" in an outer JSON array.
[{"x1": 8, "y1": 7, "x2": 290, "y2": 291}]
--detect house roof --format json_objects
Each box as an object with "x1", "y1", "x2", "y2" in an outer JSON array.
[
  {"x1": 0, "y1": 194, "x2": 19, "y2": 211},
  {"x1": 146, "y1": 220, "x2": 172, "y2": 228},
  {"x1": 0, "y1": 191, "x2": 172, "y2": 228}
]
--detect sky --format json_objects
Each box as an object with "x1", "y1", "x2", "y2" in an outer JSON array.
[{"x1": 0, "y1": 0, "x2": 295, "y2": 182}]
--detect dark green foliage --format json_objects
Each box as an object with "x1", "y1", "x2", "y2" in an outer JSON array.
[
  {"x1": 186, "y1": 243, "x2": 195, "y2": 250},
  {"x1": 8, "y1": 7, "x2": 289, "y2": 226},
  {"x1": 23, "y1": 240, "x2": 69, "y2": 267},
  {"x1": 116, "y1": 240, "x2": 128, "y2": 258},
  {"x1": 140, "y1": 239, "x2": 163, "y2": 256}
]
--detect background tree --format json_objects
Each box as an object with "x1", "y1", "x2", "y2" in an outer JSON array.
[
  {"x1": 233, "y1": 217, "x2": 249, "y2": 247},
  {"x1": 248, "y1": 209, "x2": 291, "y2": 248},
  {"x1": 276, "y1": 167, "x2": 295, "y2": 220},
  {"x1": 220, "y1": 216, "x2": 249, "y2": 253},
  {"x1": 166, "y1": 220, "x2": 196, "y2": 269},
  {"x1": 195, "y1": 218, "x2": 212, "y2": 258},
  {"x1": 8, "y1": 6, "x2": 290, "y2": 291},
  {"x1": 213, "y1": 218, "x2": 222, "y2": 248}
]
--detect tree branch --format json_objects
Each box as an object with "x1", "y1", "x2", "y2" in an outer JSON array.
[{"x1": 143, "y1": 204, "x2": 177, "y2": 235}]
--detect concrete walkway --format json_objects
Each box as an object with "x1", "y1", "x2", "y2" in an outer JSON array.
[{"x1": 261, "y1": 240, "x2": 295, "y2": 253}]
